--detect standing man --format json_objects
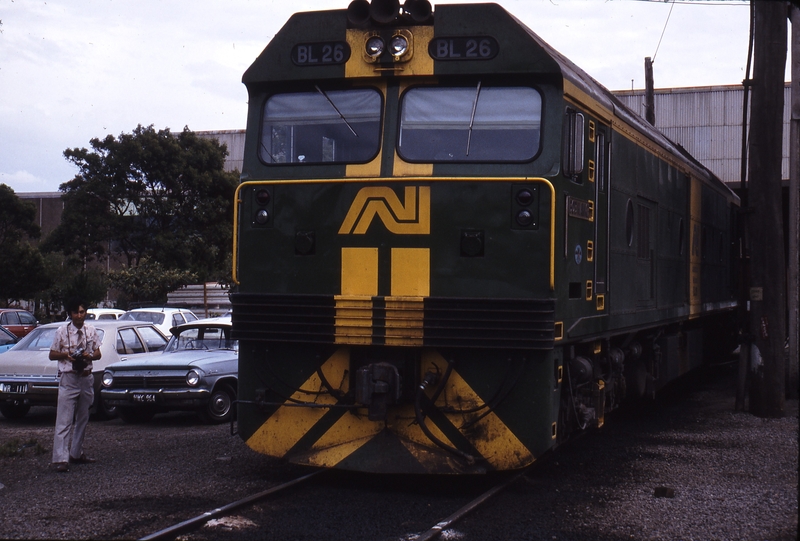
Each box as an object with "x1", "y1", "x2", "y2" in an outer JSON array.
[{"x1": 50, "y1": 298, "x2": 101, "y2": 473}]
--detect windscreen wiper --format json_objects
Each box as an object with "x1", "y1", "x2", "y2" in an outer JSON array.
[
  {"x1": 315, "y1": 85, "x2": 358, "y2": 137},
  {"x1": 466, "y1": 81, "x2": 482, "y2": 156}
]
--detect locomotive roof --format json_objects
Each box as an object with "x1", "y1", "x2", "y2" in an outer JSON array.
[{"x1": 243, "y1": 2, "x2": 737, "y2": 203}]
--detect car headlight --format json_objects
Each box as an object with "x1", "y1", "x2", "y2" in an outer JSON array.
[
  {"x1": 186, "y1": 369, "x2": 201, "y2": 387},
  {"x1": 102, "y1": 371, "x2": 113, "y2": 387}
]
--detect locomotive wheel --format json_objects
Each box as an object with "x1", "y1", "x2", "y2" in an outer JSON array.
[
  {"x1": 0, "y1": 401, "x2": 31, "y2": 420},
  {"x1": 199, "y1": 383, "x2": 235, "y2": 424}
]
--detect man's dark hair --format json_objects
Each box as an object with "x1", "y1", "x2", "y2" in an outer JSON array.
[{"x1": 65, "y1": 297, "x2": 86, "y2": 315}]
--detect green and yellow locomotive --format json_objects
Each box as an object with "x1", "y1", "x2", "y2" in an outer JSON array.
[{"x1": 231, "y1": 0, "x2": 739, "y2": 474}]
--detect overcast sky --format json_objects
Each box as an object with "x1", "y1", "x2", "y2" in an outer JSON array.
[{"x1": 1, "y1": 0, "x2": 783, "y2": 194}]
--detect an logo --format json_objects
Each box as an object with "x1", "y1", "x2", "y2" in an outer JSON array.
[{"x1": 339, "y1": 186, "x2": 430, "y2": 235}]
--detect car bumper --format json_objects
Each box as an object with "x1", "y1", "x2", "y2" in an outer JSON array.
[
  {"x1": 101, "y1": 388, "x2": 211, "y2": 409},
  {"x1": 0, "y1": 376, "x2": 58, "y2": 406}
]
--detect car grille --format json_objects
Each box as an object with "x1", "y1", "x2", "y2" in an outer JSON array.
[{"x1": 110, "y1": 375, "x2": 187, "y2": 389}]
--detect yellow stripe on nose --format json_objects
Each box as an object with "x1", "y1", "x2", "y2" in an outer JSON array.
[{"x1": 245, "y1": 348, "x2": 351, "y2": 457}]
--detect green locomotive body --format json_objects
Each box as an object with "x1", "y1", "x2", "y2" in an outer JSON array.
[{"x1": 232, "y1": 1, "x2": 738, "y2": 474}]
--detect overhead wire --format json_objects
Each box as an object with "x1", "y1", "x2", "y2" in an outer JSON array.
[{"x1": 652, "y1": 0, "x2": 676, "y2": 63}]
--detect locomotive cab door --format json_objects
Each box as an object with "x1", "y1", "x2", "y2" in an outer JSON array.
[
  {"x1": 635, "y1": 197, "x2": 658, "y2": 308},
  {"x1": 592, "y1": 125, "x2": 610, "y2": 310}
]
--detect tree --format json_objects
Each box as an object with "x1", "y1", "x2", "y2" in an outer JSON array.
[
  {"x1": 0, "y1": 184, "x2": 51, "y2": 305},
  {"x1": 43, "y1": 125, "x2": 239, "y2": 303},
  {"x1": 108, "y1": 257, "x2": 197, "y2": 307}
]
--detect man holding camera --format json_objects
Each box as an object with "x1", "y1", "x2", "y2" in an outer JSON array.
[{"x1": 50, "y1": 298, "x2": 102, "y2": 473}]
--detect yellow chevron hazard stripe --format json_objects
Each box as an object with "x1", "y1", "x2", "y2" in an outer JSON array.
[
  {"x1": 421, "y1": 351, "x2": 535, "y2": 470},
  {"x1": 245, "y1": 348, "x2": 351, "y2": 456},
  {"x1": 305, "y1": 415, "x2": 382, "y2": 467}
]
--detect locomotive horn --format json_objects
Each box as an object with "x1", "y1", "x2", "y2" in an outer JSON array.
[
  {"x1": 347, "y1": 0, "x2": 371, "y2": 25},
  {"x1": 370, "y1": 0, "x2": 401, "y2": 24},
  {"x1": 403, "y1": 0, "x2": 432, "y2": 23}
]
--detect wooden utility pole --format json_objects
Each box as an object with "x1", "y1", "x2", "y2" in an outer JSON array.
[
  {"x1": 644, "y1": 57, "x2": 655, "y2": 126},
  {"x1": 788, "y1": 5, "x2": 799, "y2": 400},
  {"x1": 747, "y1": 1, "x2": 788, "y2": 417}
]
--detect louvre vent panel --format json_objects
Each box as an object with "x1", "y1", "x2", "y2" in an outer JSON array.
[{"x1": 231, "y1": 293, "x2": 555, "y2": 350}]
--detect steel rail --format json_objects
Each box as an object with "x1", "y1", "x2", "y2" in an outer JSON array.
[
  {"x1": 412, "y1": 469, "x2": 530, "y2": 541},
  {"x1": 138, "y1": 470, "x2": 323, "y2": 541}
]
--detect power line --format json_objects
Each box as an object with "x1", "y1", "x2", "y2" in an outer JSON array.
[{"x1": 652, "y1": 0, "x2": 676, "y2": 62}]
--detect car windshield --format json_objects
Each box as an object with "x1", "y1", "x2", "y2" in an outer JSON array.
[
  {"x1": 165, "y1": 326, "x2": 237, "y2": 353},
  {"x1": 119, "y1": 312, "x2": 166, "y2": 325},
  {"x1": 13, "y1": 327, "x2": 105, "y2": 351},
  {"x1": 260, "y1": 88, "x2": 382, "y2": 164},
  {"x1": 398, "y1": 85, "x2": 542, "y2": 162}
]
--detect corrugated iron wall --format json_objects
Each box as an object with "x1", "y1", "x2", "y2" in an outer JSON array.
[
  {"x1": 614, "y1": 84, "x2": 790, "y2": 186},
  {"x1": 195, "y1": 129, "x2": 245, "y2": 173}
]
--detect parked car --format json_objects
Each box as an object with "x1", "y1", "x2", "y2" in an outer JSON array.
[
  {"x1": 0, "y1": 326, "x2": 19, "y2": 354},
  {"x1": 118, "y1": 308, "x2": 199, "y2": 336},
  {"x1": 0, "y1": 308, "x2": 38, "y2": 338},
  {"x1": 64, "y1": 308, "x2": 127, "y2": 322},
  {"x1": 86, "y1": 308, "x2": 126, "y2": 320},
  {"x1": 0, "y1": 320, "x2": 169, "y2": 420},
  {"x1": 101, "y1": 316, "x2": 237, "y2": 424}
]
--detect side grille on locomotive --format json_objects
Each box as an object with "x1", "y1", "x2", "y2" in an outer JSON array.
[{"x1": 231, "y1": 293, "x2": 555, "y2": 350}]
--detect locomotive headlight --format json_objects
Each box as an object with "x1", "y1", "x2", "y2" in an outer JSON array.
[
  {"x1": 365, "y1": 36, "x2": 385, "y2": 58},
  {"x1": 255, "y1": 189, "x2": 271, "y2": 205},
  {"x1": 102, "y1": 371, "x2": 113, "y2": 387},
  {"x1": 186, "y1": 369, "x2": 201, "y2": 387},
  {"x1": 255, "y1": 209, "x2": 270, "y2": 225},
  {"x1": 516, "y1": 209, "x2": 534, "y2": 227},
  {"x1": 516, "y1": 189, "x2": 533, "y2": 206},
  {"x1": 389, "y1": 35, "x2": 408, "y2": 57}
]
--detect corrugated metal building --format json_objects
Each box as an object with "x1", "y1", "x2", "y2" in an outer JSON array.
[
  {"x1": 195, "y1": 129, "x2": 245, "y2": 173},
  {"x1": 614, "y1": 83, "x2": 791, "y2": 186}
]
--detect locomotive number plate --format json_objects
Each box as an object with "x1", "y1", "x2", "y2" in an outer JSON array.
[
  {"x1": 132, "y1": 393, "x2": 156, "y2": 403},
  {"x1": 429, "y1": 36, "x2": 499, "y2": 60},
  {"x1": 292, "y1": 42, "x2": 351, "y2": 66},
  {"x1": 567, "y1": 196, "x2": 594, "y2": 222}
]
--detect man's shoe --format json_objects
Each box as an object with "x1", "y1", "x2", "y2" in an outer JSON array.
[
  {"x1": 54, "y1": 462, "x2": 69, "y2": 473},
  {"x1": 69, "y1": 454, "x2": 96, "y2": 464}
]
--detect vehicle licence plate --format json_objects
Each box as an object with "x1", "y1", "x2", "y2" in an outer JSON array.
[
  {"x1": 132, "y1": 393, "x2": 156, "y2": 403},
  {"x1": 0, "y1": 383, "x2": 27, "y2": 394}
]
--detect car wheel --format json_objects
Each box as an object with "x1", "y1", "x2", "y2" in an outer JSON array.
[
  {"x1": 91, "y1": 393, "x2": 117, "y2": 421},
  {"x1": 200, "y1": 383, "x2": 235, "y2": 424},
  {"x1": 0, "y1": 401, "x2": 31, "y2": 420},
  {"x1": 117, "y1": 407, "x2": 156, "y2": 424}
]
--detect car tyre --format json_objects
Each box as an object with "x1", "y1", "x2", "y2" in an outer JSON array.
[
  {"x1": 0, "y1": 401, "x2": 31, "y2": 420},
  {"x1": 117, "y1": 407, "x2": 156, "y2": 424},
  {"x1": 91, "y1": 392, "x2": 117, "y2": 421},
  {"x1": 199, "y1": 383, "x2": 236, "y2": 424}
]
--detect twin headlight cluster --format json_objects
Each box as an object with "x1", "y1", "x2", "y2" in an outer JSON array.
[
  {"x1": 101, "y1": 369, "x2": 203, "y2": 388},
  {"x1": 365, "y1": 33, "x2": 409, "y2": 59}
]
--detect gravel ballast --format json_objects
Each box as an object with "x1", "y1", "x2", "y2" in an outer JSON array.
[{"x1": 0, "y1": 364, "x2": 796, "y2": 540}]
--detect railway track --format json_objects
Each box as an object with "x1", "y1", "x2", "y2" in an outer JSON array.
[
  {"x1": 138, "y1": 467, "x2": 533, "y2": 541},
  {"x1": 139, "y1": 470, "x2": 323, "y2": 541}
]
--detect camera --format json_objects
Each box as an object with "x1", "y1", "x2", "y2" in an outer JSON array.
[{"x1": 71, "y1": 348, "x2": 88, "y2": 373}]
